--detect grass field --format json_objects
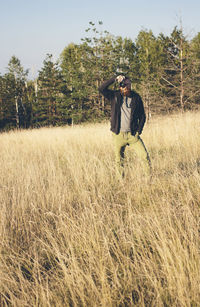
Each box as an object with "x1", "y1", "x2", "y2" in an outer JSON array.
[{"x1": 0, "y1": 111, "x2": 200, "y2": 306}]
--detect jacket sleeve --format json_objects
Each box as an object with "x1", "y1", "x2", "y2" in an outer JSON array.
[
  {"x1": 137, "y1": 95, "x2": 146, "y2": 135},
  {"x1": 98, "y1": 76, "x2": 116, "y2": 100}
]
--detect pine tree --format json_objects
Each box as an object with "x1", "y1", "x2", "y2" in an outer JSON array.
[
  {"x1": 187, "y1": 33, "x2": 200, "y2": 108},
  {"x1": 33, "y1": 54, "x2": 68, "y2": 127}
]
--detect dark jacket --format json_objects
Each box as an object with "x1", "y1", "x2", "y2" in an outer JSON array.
[{"x1": 99, "y1": 76, "x2": 146, "y2": 135}]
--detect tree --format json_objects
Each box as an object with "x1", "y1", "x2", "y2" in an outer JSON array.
[
  {"x1": 6, "y1": 56, "x2": 29, "y2": 128},
  {"x1": 0, "y1": 73, "x2": 16, "y2": 129},
  {"x1": 60, "y1": 22, "x2": 115, "y2": 123},
  {"x1": 2, "y1": 24, "x2": 200, "y2": 132},
  {"x1": 0, "y1": 56, "x2": 30, "y2": 130},
  {"x1": 61, "y1": 21, "x2": 139, "y2": 122},
  {"x1": 187, "y1": 33, "x2": 200, "y2": 108},
  {"x1": 80, "y1": 21, "x2": 117, "y2": 118},
  {"x1": 158, "y1": 27, "x2": 191, "y2": 112},
  {"x1": 33, "y1": 54, "x2": 68, "y2": 127},
  {"x1": 135, "y1": 30, "x2": 165, "y2": 117}
]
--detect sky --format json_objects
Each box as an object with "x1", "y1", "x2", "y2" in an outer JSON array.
[{"x1": 0, "y1": 0, "x2": 200, "y2": 79}]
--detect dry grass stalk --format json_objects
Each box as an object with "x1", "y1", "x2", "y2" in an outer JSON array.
[{"x1": 0, "y1": 111, "x2": 199, "y2": 306}]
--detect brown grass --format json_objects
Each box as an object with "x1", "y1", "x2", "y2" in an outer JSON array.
[{"x1": 0, "y1": 111, "x2": 199, "y2": 306}]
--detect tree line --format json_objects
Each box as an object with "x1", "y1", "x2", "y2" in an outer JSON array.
[{"x1": 0, "y1": 21, "x2": 200, "y2": 131}]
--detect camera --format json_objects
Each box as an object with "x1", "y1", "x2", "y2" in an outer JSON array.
[{"x1": 120, "y1": 80, "x2": 126, "y2": 88}]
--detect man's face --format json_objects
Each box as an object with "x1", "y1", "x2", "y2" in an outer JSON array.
[{"x1": 120, "y1": 85, "x2": 131, "y2": 96}]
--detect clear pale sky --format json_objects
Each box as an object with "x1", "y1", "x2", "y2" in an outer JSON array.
[{"x1": 0, "y1": 0, "x2": 200, "y2": 79}]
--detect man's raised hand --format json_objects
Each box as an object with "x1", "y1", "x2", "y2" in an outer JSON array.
[{"x1": 116, "y1": 75, "x2": 125, "y2": 83}]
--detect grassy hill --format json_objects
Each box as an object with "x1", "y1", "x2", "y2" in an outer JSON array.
[{"x1": 0, "y1": 111, "x2": 199, "y2": 306}]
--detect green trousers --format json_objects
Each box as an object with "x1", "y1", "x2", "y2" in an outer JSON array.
[{"x1": 112, "y1": 132, "x2": 151, "y2": 176}]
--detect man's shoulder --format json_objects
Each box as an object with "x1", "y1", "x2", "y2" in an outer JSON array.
[
  {"x1": 131, "y1": 90, "x2": 139, "y2": 96},
  {"x1": 131, "y1": 91, "x2": 142, "y2": 101}
]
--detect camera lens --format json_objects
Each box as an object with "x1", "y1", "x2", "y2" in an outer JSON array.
[{"x1": 120, "y1": 80, "x2": 125, "y2": 88}]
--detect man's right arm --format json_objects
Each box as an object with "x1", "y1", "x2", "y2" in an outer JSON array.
[
  {"x1": 98, "y1": 76, "x2": 116, "y2": 99},
  {"x1": 137, "y1": 94, "x2": 146, "y2": 135}
]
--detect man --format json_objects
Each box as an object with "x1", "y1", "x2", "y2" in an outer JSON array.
[{"x1": 99, "y1": 75, "x2": 151, "y2": 177}]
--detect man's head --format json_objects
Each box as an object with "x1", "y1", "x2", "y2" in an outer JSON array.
[{"x1": 119, "y1": 78, "x2": 131, "y2": 96}]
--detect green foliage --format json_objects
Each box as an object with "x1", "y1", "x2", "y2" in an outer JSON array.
[
  {"x1": 0, "y1": 56, "x2": 30, "y2": 130},
  {"x1": 0, "y1": 73, "x2": 16, "y2": 129},
  {"x1": 1, "y1": 24, "x2": 200, "y2": 131},
  {"x1": 33, "y1": 54, "x2": 70, "y2": 127}
]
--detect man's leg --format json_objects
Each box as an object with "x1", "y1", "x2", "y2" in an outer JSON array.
[
  {"x1": 112, "y1": 132, "x2": 127, "y2": 177},
  {"x1": 128, "y1": 133, "x2": 151, "y2": 175}
]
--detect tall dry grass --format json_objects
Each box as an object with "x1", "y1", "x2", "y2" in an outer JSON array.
[{"x1": 0, "y1": 111, "x2": 199, "y2": 306}]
